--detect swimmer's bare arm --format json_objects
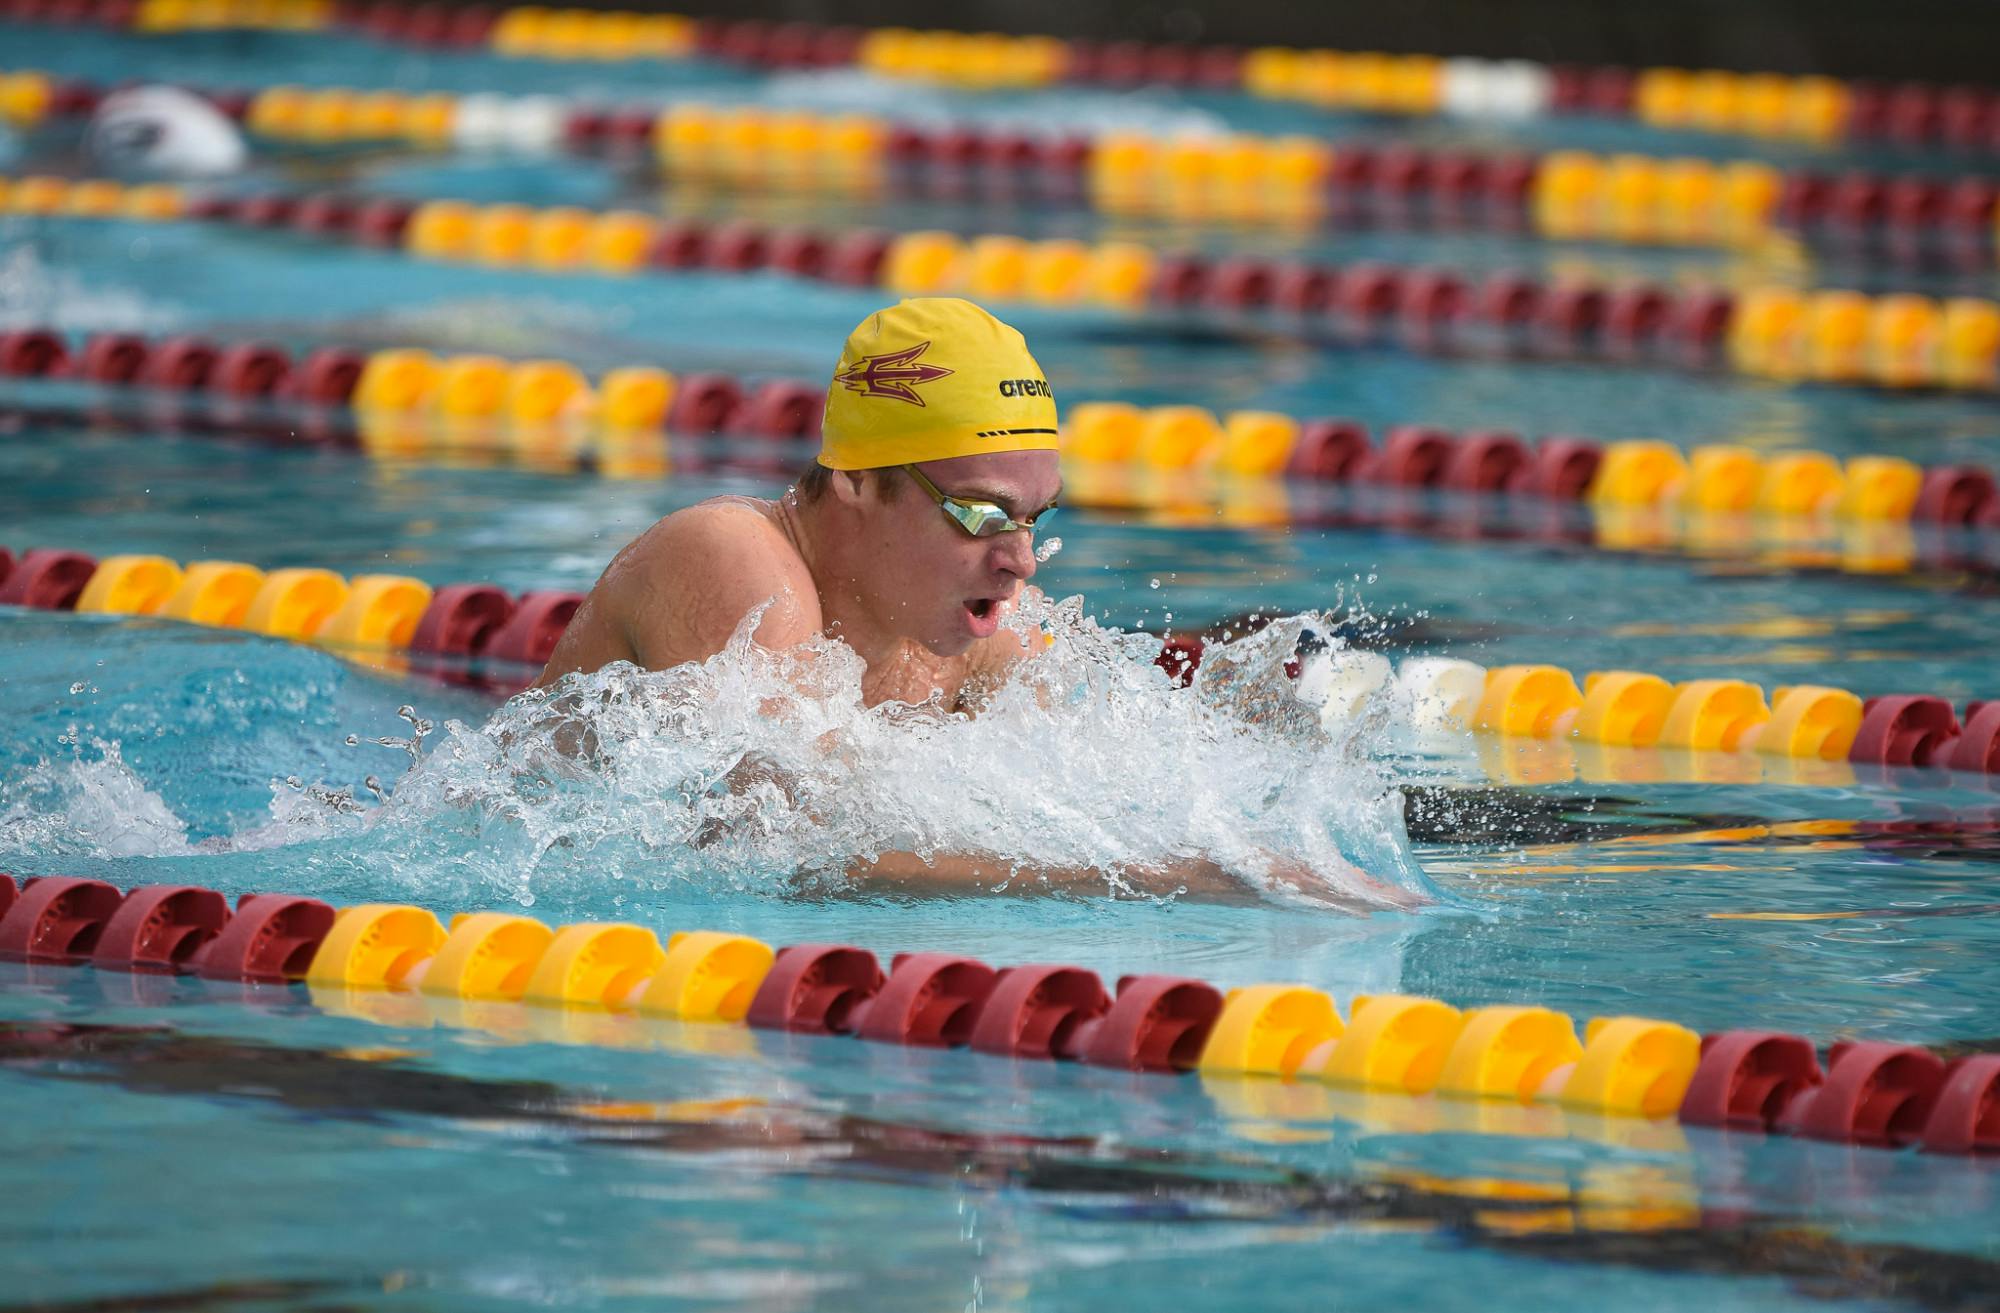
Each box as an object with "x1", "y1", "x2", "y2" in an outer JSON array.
[
  {"x1": 534, "y1": 500, "x2": 820, "y2": 687},
  {"x1": 851, "y1": 849, "x2": 1406, "y2": 909},
  {"x1": 852, "y1": 850, "x2": 1261, "y2": 903}
]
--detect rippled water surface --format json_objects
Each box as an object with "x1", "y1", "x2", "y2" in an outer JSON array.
[{"x1": 3, "y1": 20, "x2": 2000, "y2": 1312}]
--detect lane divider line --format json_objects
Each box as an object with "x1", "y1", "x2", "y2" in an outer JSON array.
[
  {"x1": 5, "y1": 172, "x2": 1994, "y2": 393},
  {"x1": 4, "y1": 10, "x2": 1998, "y2": 155},
  {"x1": 9, "y1": 71, "x2": 1999, "y2": 262},
  {"x1": 5, "y1": 542, "x2": 1998, "y2": 779},
  {"x1": 7, "y1": 325, "x2": 1999, "y2": 535},
  {"x1": 0, "y1": 871, "x2": 1992, "y2": 1154}
]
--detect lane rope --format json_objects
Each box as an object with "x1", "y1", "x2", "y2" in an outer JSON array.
[
  {"x1": 9, "y1": 70, "x2": 2000, "y2": 263},
  {"x1": 0, "y1": 870, "x2": 1992, "y2": 1155},
  {"x1": 3, "y1": 6, "x2": 1998, "y2": 155},
  {"x1": 5, "y1": 542, "x2": 1998, "y2": 779},
  {"x1": 8, "y1": 323, "x2": 2000, "y2": 534},
  {"x1": 5, "y1": 178, "x2": 2000, "y2": 395}
]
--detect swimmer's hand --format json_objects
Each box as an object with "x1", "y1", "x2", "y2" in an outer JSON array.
[{"x1": 1255, "y1": 853, "x2": 1428, "y2": 912}]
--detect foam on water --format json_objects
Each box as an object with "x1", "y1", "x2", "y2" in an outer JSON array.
[
  {"x1": 762, "y1": 68, "x2": 1227, "y2": 140},
  {"x1": 0, "y1": 741, "x2": 194, "y2": 859},
  {"x1": 294, "y1": 591, "x2": 1438, "y2": 912},
  {"x1": 343, "y1": 295, "x2": 633, "y2": 359},
  {"x1": 0, "y1": 593, "x2": 1438, "y2": 914},
  {"x1": 0, "y1": 240, "x2": 175, "y2": 334}
]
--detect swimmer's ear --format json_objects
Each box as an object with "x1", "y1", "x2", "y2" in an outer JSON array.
[{"x1": 829, "y1": 469, "x2": 887, "y2": 506}]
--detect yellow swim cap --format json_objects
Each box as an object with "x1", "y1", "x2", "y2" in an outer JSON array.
[{"x1": 818, "y1": 297, "x2": 1059, "y2": 470}]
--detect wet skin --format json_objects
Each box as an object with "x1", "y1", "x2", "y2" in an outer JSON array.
[
  {"x1": 535, "y1": 450, "x2": 1062, "y2": 711},
  {"x1": 526, "y1": 450, "x2": 1419, "y2": 907}
]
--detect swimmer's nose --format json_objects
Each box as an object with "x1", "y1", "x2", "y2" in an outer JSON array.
[{"x1": 991, "y1": 527, "x2": 1037, "y2": 582}]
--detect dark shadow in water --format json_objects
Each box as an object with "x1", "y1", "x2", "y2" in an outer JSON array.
[
  {"x1": 1402, "y1": 787, "x2": 1771, "y2": 847},
  {"x1": 1161, "y1": 607, "x2": 1510, "y2": 654},
  {"x1": 1494, "y1": 1228, "x2": 2000, "y2": 1313},
  {"x1": 1539, "y1": 815, "x2": 2000, "y2": 869},
  {"x1": 0, "y1": 1022, "x2": 1994, "y2": 1310},
  {"x1": 2, "y1": 1280, "x2": 358, "y2": 1313},
  {"x1": 1408, "y1": 793, "x2": 2000, "y2": 863},
  {"x1": 1756, "y1": 819, "x2": 2000, "y2": 869}
]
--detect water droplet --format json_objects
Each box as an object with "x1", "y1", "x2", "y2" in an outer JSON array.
[
  {"x1": 69, "y1": 682, "x2": 87, "y2": 695},
  {"x1": 249, "y1": 592, "x2": 1429, "y2": 911},
  {"x1": 1033, "y1": 535, "x2": 1063, "y2": 563},
  {"x1": 1149, "y1": 578, "x2": 1161, "y2": 589}
]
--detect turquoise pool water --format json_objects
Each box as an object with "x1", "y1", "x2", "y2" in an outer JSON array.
[{"x1": 3, "y1": 20, "x2": 2000, "y2": 1311}]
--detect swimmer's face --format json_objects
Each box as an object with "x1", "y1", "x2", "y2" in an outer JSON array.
[{"x1": 856, "y1": 450, "x2": 1061, "y2": 656}]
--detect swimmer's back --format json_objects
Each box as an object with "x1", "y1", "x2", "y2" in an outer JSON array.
[{"x1": 532, "y1": 496, "x2": 819, "y2": 688}]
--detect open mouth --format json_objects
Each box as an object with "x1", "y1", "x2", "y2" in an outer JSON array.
[{"x1": 966, "y1": 598, "x2": 998, "y2": 623}]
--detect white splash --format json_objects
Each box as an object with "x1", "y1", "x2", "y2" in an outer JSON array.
[
  {"x1": 0, "y1": 740, "x2": 194, "y2": 859},
  {"x1": 314, "y1": 593, "x2": 1437, "y2": 913},
  {"x1": 357, "y1": 295, "x2": 629, "y2": 355},
  {"x1": 87, "y1": 85, "x2": 248, "y2": 179},
  {"x1": 762, "y1": 68, "x2": 1226, "y2": 140},
  {"x1": 0, "y1": 244, "x2": 175, "y2": 334}
]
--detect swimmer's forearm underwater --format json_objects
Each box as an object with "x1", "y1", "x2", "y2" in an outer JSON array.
[{"x1": 848, "y1": 850, "x2": 1418, "y2": 910}]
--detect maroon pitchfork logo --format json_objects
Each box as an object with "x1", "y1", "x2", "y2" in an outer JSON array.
[{"x1": 833, "y1": 340, "x2": 954, "y2": 406}]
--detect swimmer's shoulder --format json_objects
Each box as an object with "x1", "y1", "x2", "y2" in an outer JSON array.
[
  {"x1": 625, "y1": 495, "x2": 820, "y2": 647},
  {"x1": 621, "y1": 495, "x2": 794, "y2": 574},
  {"x1": 542, "y1": 496, "x2": 820, "y2": 683}
]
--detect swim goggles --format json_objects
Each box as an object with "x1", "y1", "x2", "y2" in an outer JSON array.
[{"x1": 902, "y1": 464, "x2": 1057, "y2": 538}]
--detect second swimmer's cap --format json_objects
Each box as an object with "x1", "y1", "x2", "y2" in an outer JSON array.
[{"x1": 818, "y1": 298, "x2": 1059, "y2": 470}]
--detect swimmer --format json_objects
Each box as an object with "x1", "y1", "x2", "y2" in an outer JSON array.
[
  {"x1": 537, "y1": 298, "x2": 1410, "y2": 907},
  {"x1": 86, "y1": 86, "x2": 247, "y2": 180},
  {"x1": 537, "y1": 297, "x2": 1059, "y2": 713}
]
